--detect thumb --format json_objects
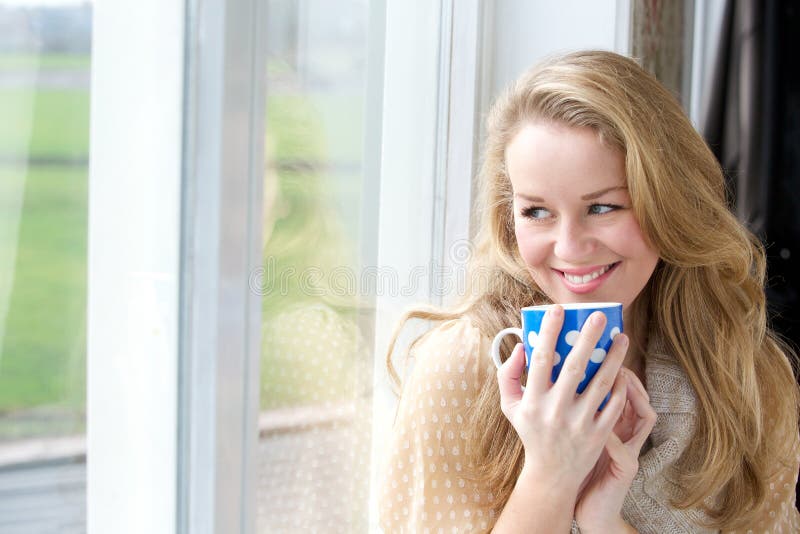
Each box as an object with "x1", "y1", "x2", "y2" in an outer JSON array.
[
  {"x1": 497, "y1": 343, "x2": 526, "y2": 409},
  {"x1": 604, "y1": 431, "x2": 638, "y2": 477}
]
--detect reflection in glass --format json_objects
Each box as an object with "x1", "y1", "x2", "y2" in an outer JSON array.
[{"x1": 257, "y1": 0, "x2": 373, "y2": 531}]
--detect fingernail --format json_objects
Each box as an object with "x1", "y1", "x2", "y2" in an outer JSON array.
[
  {"x1": 551, "y1": 305, "x2": 562, "y2": 317},
  {"x1": 591, "y1": 312, "x2": 604, "y2": 325},
  {"x1": 617, "y1": 334, "x2": 629, "y2": 348}
]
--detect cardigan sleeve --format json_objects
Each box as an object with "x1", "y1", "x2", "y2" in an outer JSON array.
[{"x1": 378, "y1": 318, "x2": 498, "y2": 533}]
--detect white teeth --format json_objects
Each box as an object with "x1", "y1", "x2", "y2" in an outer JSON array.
[{"x1": 564, "y1": 264, "x2": 614, "y2": 284}]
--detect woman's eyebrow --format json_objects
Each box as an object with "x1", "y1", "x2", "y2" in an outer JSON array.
[
  {"x1": 581, "y1": 186, "x2": 627, "y2": 200},
  {"x1": 514, "y1": 186, "x2": 627, "y2": 203}
]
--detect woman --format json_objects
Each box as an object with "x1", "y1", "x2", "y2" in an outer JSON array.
[{"x1": 379, "y1": 50, "x2": 800, "y2": 532}]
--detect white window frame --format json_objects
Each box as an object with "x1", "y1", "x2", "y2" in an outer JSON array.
[
  {"x1": 87, "y1": 1, "x2": 185, "y2": 533},
  {"x1": 88, "y1": 1, "x2": 265, "y2": 533},
  {"x1": 177, "y1": 0, "x2": 265, "y2": 532}
]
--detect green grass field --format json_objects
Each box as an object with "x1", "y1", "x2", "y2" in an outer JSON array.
[
  {"x1": 0, "y1": 89, "x2": 90, "y2": 159},
  {"x1": 0, "y1": 61, "x2": 91, "y2": 438},
  {"x1": 0, "y1": 53, "x2": 91, "y2": 70},
  {"x1": 0, "y1": 166, "x2": 87, "y2": 411}
]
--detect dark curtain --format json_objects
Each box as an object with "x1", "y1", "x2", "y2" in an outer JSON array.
[
  {"x1": 701, "y1": 0, "x2": 800, "y2": 352},
  {"x1": 700, "y1": 0, "x2": 771, "y2": 235}
]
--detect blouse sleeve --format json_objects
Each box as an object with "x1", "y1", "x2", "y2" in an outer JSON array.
[
  {"x1": 378, "y1": 318, "x2": 497, "y2": 533},
  {"x1": 729, "y1": 432, "x2": 800, "y2": 533}
]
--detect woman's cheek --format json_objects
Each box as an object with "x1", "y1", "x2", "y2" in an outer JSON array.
[
  {"x1": 602, "y1": 217, "x2": 651, "y2": 258},
  {"x1": 515, "y1": 230, "x2": 548, "y2": 268}
]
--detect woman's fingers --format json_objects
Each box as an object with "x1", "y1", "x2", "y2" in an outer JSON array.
[
  {"x1": 578, "y1": 333, "x2": 629, "y2": 412},
  {"x1": 622, "y1": 375, "x2": 657, "y2": 454},
  {"x1": 595, "y1": 368, "x2": 627, "y2": 433},
  {"x1": 497, "y1": 343, "x2": 526, "y2": 414},
  {"x1": 553, "y1": 311, "x2": 607, "y2": 403},
  {"x1": 524, "y1": 305, "x2": 564, "y2": 396},
  {"x1": 624, "y1": 365, "x2": 649, "y2": 402},
  {"x1": 603, "y1": 430, "x2": 638, "y2": 476}
]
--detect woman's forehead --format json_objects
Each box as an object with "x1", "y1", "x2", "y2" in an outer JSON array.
[{"x1": 505, "y1": 125, "x2": 626, "y2": 197}]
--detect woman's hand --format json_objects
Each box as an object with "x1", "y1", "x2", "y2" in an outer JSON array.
[
  {"x1": 573, "y1": 369, "x2": 657, "y2": 533},
  {"x1": 496, "y1": 305, "x2": 630, "y2": 500}
]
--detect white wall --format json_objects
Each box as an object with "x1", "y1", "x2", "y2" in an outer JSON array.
[{"x1": 487, "y1": 0, "x2": 626, "y2": 99}]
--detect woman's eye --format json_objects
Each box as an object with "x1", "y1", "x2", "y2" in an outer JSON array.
[
  {"x1": 588, "y1": 204, "x2": 620, "y2": 215},
  {"x1": 523, "y1": 207, "x2": 551, "y2": 219}
]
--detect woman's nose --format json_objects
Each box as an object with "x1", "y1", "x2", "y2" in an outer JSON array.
[{"x1": 552, "y1": 219, "x2": 595, "y2": 261}]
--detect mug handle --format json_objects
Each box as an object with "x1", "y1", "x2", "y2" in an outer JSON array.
[{"x1": 491, "y1": 327, "x2": 524, "y2": 369}]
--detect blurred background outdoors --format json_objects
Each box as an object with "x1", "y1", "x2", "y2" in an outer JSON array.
[
  {"x1": 0, "y1": 1, "x2": 89, "y2": 443},
  {"x1": 0, "y1": 2, "x2": 92, "y2": 532},
  {"x1": 0, "y1": 3, "x2": 89, "y2": 530}
]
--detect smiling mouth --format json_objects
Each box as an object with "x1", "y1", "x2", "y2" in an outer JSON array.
[{"x1": 559, "y1": 262, "x2": 620, "y2": 285}]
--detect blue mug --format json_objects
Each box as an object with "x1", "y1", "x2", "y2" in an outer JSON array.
[{"x1": 491, "y1": 302, "x2": 623, "y2": 407}]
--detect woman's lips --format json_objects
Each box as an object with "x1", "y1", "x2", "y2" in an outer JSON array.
[{"x1": 555, "y1": 262, "x2": 620, "y2": 294}]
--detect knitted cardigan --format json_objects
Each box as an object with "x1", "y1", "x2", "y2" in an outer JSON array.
[{"x1": 573, "y1": 334, "x2": 716, "y2": 533}]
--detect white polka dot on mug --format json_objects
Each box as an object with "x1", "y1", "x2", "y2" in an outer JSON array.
[{"x1": 490, "y1": 302, "x2": 623, "y2": 409}]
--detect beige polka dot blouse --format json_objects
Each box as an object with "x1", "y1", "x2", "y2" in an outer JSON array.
[{"x1": 378, "y1": 318, "x2": 800, "y2": 533}]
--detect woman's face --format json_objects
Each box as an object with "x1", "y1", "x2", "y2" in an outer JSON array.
[{"x1": 505, "y1": 121, "x2": 659, "y2": 309}]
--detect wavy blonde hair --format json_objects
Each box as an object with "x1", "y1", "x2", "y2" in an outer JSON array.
[{"x1": 385, "y1": 50, "x2": 800, "y2": 530}]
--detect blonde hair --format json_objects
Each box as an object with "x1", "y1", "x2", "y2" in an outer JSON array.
[{"x1": 385, "y1": 50, "x2": 800, "y2": 530}]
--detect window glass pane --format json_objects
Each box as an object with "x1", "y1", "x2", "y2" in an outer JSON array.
[
  {"x1": 0, "y1": 2, "x2": 90, "y2": 532},
  {"x1": 258, "y1": 0, "x2": 372, "y2": 531}
]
